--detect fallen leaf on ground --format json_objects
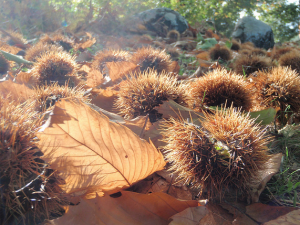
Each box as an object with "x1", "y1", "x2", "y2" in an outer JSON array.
[
  {"x1": 196, "y1": 51, "x2": 209, "y2": 61},
  {"x1": 76, "y1": 37, "x2": 96, "y2": 50},
  {"x1": 38, "y1": 98, "x2": 166, "y2": 196},
  {"x1": 86, "y1": 69, "x2": 104, "y2": 88},
  {"x1": 169, "y1": 61, "x2": 180, "y2": 74},
  {"x1": 129, "y1": 172, "x2": 193, "y2": 200},
  {"x1": 45, "y1": 191, "x2": 199, "y2": 225},
  {"x1": 169, "y1": 206, "x2": 209, "y2": 225},
  {"x1": 156, "y1": 100, "x2": 202, "y2": 124},
  {"x1": 263, "y1": 209, "x2": 300, "y2": 225},
  {"x1": 246, "y1": 203, "x2": 297, "y2": 223},
  {"x1": 90, "y1": 87, "x2": 118, "y2": 112},
  {"x1": 248, "y1": 153, "x2": 283, "y2": 202},
  {"x1": 198, "y1": 203, "x2": 233, "y2": 225},
  {"x1": 105, "y1": 61, "x2": 139, "y2": 83}
]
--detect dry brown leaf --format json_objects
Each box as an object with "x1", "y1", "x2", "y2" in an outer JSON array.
[
  {"x1": 0, "y1": 79, "x2": 34, "y2": 102},
  {"x1": 129, "y1": 172, "x2": 193, "y2": 200},
  {"x1": 246, "y1": 203, "x2": 297, "y2": 223},
  {"x1": 79, "y1": 64, "x2": 91, "y2": 73},
  {"x1": 86, "y1": 69, "x2": 104, "y2": 88},
  {"x1": 156, "y1": 100, "x2": 202, "y2": 124},
  {"x1": 248, "y1": 153, "x2": 283, "y2": 202},
  {"x1": 263, "y1": 209, "x2": 300, "y2": 225},
  {"x1": 90, "y1": 87, "x2": 118, "y2": 112},
  {"x1": 77, "y1": 37, "x2": 96, "y2": 50},
  {"x1": 220, "y1": 202, "x2": 257, "y2": 225},
  {"x1": 196, "y1": 51, "x2": 209, "y2": 61},
  {"x1": 44, "y1": 191, "x2": 199, "y2": 225},
  {"x1": 169, "y1": 206, "x2": 209, "y2": 225},
  {"x1": 199, "y1": 203, "x2": 233, "y2": 225},
  {"x1": 38, "y1": 98, "x2": 166, "y2": 196},
  {"x1": 105, "y1": 61, "x2": 139, "y2": 83}
]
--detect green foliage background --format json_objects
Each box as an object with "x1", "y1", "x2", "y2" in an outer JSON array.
[{"x1": 0, "y1": 0, "x2": 299, "y2": 43}]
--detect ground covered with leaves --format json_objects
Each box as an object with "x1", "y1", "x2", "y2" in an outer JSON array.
[{"x1": 0, "y1": 15, "x2": 300, "y2": 225}]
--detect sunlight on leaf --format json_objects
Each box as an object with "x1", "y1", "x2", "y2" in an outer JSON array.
[{"x1": 38, "y1": 98, "x2": 166, "y2": 196}]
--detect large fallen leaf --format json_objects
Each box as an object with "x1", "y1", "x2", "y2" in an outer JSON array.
[
  {"x1": 38, "y1": 99, "x2": 166, "y2": 196},
  {"x1": 45, "y1": 191, "x2": 199, "y2": 225},
  {"x1": 169, "y1": 206, "x2": 209, "y2": 225}
]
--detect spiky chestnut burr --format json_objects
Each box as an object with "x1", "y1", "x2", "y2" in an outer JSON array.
[
  {"x1": 25, "y1": 42, "x2": 64, "y2": 62},
  {"x1": 252, "y1": 66, "x2": 300, "y2": 124},
  {"x1": 231, "y1": 39, "x2": 241, "y2": 51},
  {"x1": 278, "y1": 50, "x2": 300, "y2": 74},
  {"x1": 162, "y1": 106, "x2": 271, "y2": 198},
  {"x1": 32, "y1": 51, "x2": 80, "y2": 87},
  {"x1": 167, "y1": 30, "x2": 180, "y2": 43},
  {"x1": 130, "y1": 46, "x2": 173, "y2": 73},
  {"x1": 2, "y1": 30, "x2": 27, "y2": 47},
  {"x1": 166, "y1": 47, "x2": 180, "y2": 60},
  {"x1": 241, "y1": 42, "x2": 255, "y2": 50},
  {"x1": 0, "y1": 98, "x2": 66, "y2": 224},
  {"x1": 233, "y1": 54, "x2": 272, "y2": 76},
  {"x1": 115, "y1": 69, "x2": 183, "y2": 122},
  {"x1": 272, "y1": 47, "x2": 293, "y2": 61},
  {"x1": 209, "y1": 44, "x2": 232, "y2": 61},
  {"x1": 30, "y1": 83, "x2": 90, "y2": 112},
  {"x1": 0, "y1": 53, "x2": 10, "y2": 75},
  {"x1": 185, "y1": 68, "x2": 255, "y2": 112},
  {"x1": 91, "y1": 49, "x2": 130, "y2": 72},
  {"x1": 251, "y1": 48, "x2": 267, "y2": 56}
]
